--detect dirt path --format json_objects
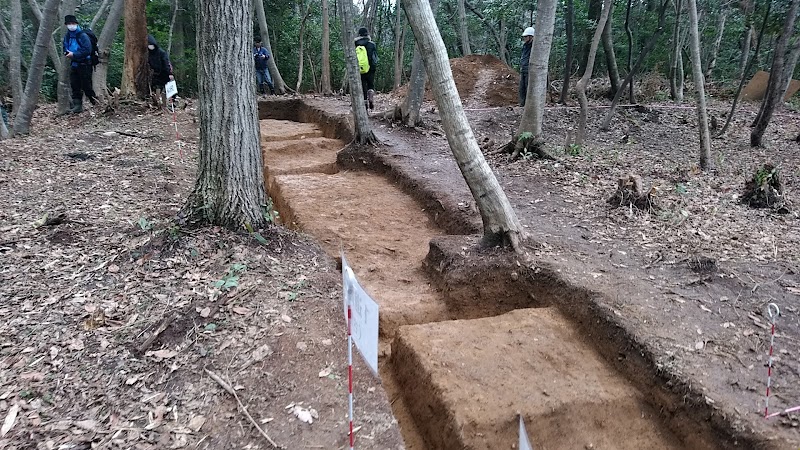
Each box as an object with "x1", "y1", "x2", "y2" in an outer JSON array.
[{"x1": 258, "y1": 100, "x2": 741, "y2": 449}]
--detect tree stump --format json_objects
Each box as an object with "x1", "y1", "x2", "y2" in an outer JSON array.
[
  {"x1": 741, "y1": 163, "x2": 789, "y2": 212},
  {"x1": 608, "y1": 174, "x2": 658, "y2": 211}
]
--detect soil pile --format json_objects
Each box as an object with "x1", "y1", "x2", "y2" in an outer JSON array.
[{"x1": 448, "y1": 54, "x2": 519, "y2": 107}]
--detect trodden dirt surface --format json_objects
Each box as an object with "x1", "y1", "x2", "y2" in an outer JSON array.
[{"x1": 0, "y1": 104, "x2": 402, "y2": 449}]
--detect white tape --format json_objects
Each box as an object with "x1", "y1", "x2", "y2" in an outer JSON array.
[{"x1": 519, "y1": 415, "x2": 533, "y2": 450}]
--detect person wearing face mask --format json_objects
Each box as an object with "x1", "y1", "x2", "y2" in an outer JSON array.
[
  {"x1": 146, "y1": 34, "x2": 174, "y2": 109},
  {"x1": 62, "y1": 15, "x2": 97, "y2": 113}
]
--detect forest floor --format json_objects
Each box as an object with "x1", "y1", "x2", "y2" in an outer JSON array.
[{"x1": 1, "y1": 54, "x2": 799, "y2": 449}]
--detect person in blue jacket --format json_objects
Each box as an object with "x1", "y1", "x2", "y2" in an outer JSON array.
[
  {"x1": 62, "y1": 15, "x2": 97, "y2": 113},
  {"x1": 253, "y1": 38, "x2": 275, "y2": 95}
]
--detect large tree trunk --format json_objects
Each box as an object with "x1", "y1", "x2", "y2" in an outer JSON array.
[
  {"x1": 396, "y1": 0, "x2": 439, "y2": 127},
  {"x1": 295, "y1": 3, "x2": 312, "y2": 92},
  {"x1": 404, "y1": 0, "x2": 523, "y2": 250},
  {"x1": 576, "y1": 0, "x2": 613, "y2": 145},
  {"x1": 669, "y1": 0, "x2": 684, "y2": 102},
  {"x1": 92, "y1": 0, "x2": 124, "y2": 100},
  {"x1": 167, "y1": 0, "x2": 179, "y2": 54},
  {"x1": 9, "y1": 0, "x2": 24, "y2": 112},
  {"x1": 780, "y1": 37, "x2": 800, "y2": 99},
  {"x1": 393, "y1": 3, "x2": 405, "y2": 89},
  {"x1": 601, "y1": 3, "x2": 621, "y2": 97},
  {"x1": 339, "y1": 0, "x2": 377, "y2": 144},
  {"x1": 12, "y1": 0, "x2": 61, "y2": 135},
  {"x1": 58, "y1": 0, "x2": 78, "y2": 114},
  {"x1": 601, "y1": 0, "x2": 670, "y2": 129},
  {"x1": 717, "y1": 0, "x2": 770, "y2": 137},
  {"x1": 26, "y1": 0, "x2": 68, "y2": 114},
  {"x1": 121, "y1": 0, "x2": 149, "y2": 97},
  {"x1": 580, "y1": 0, "x2": 603, "y2": 73},
  {"x1": 751, "y1": 0, "x2": 800, "y2": 147},
  {"x1": 704, "y1": 9, "x2": 727, "y2": 82},
  {"x1": 320, "y1": 0, "x2": 333, "y2": 95},
  {"x1": 518, "y1": 0, "x2": 558, "y2": 140},
  {"x1": 559, "y1": 0, "x2": 575, "y2": 104},
  {"x1": 182, "y1": 0, "x2": 267, "y2": 229},
  {"x1": 457, "y1": 0, "x2": 471, "y2": 55},
  {"x1": 255, "y1": 0, "x2": 287, "y2": 94},
  {"x1": 686, "y1": 0, "x2": 712, "y2": 170},
  {"x1": 738, "y1": 0, "x2": 755, "y2": 79}
]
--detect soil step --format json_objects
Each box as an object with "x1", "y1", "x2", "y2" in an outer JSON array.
[
  {"x1": 391, "y1": 308, "x2": 690, "y2": 450},
  {"x1": 262, "y1": 135, "x2": 342, "y2": 176},
  {"x1": 266, "y1": 170, "x2": 450, "y2": 337},
  {"x1": 259, "y1": 119, "x2": 324, "y2": 142}
]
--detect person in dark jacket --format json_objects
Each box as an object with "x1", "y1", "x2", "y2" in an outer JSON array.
[
  {"x1": 253, "y1": 38, "x2": 275, "y2": 95},
  {"x1": 519, "y1": 26, "x2": 535, "y2": 107},
  {"x1": 354, "y1": 27, "x2": 378, "y2": 110},
  {"x1": 147, "y1": 34, "x2": 174, "y2": 108},
  {"x1": 62, "y1": 15, "x2": 97, "y2": 113}
]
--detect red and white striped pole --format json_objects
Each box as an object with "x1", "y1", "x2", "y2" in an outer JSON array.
[
  {"x1": 764, "y1": 303, "x2": 780, "y2": 418},
  {"x1": 347, "y1": 304, "x2": 355, "y2": 450},
  {"x1": 170, "y1": 98, "x2": 183, "y2": 159}
]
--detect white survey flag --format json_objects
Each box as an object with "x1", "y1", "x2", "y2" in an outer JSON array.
[
  {"x1": 341, "y1": 253, "x2": 380, "y2": 375},
  {"x1": 519, "y1": 415, "x2": 533, "y2": 450},
  {"x1": 164, "y1": 80, "x2": 178, "y2": 99}
]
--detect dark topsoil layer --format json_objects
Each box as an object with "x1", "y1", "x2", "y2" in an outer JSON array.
[{"x1": 261, "y1": 96, "x2": 800, "y2": 448}]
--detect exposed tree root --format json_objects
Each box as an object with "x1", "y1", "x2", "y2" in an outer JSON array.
[
  {"x1": 500, "y1": 135, "x2": 557, "y2": 161},
  {"x1": 607, "y1": 173, "x2": 658, "y2": 211}
]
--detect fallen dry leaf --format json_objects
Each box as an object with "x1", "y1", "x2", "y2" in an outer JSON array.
[
  {"x1": 188, "y1": 415, "x2": 205, "y2": 432},
  {"x1": 232, "y1": 306, "x2": 252, "y2": 315},
  {"x1": 318, "y1": 367, "x2": 332, "y2": 378},
  {"x1": 146, "y1": 349, "x2": 180, "y2": 360},
  {"x1": 1, "y1": 404, "x2": 19, "y2": 436}
]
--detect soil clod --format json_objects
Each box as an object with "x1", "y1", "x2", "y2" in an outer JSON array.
[
  {"x1": 608, "y1": 174, "x2": 658, "y2": 211},
  {"x1": 741, "y1": 163, "x2": 789, "y2": 212}
]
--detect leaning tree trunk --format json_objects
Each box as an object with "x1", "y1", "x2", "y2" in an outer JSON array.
[
  {"x1": 751, "y1": 0, "x2": 800, "y2": 147},
  {"x1": 393, "y1": 3, "x2": 405, "y2": 89},
  {"x1": 339, "y1": 0, "x2": 377, "y2": 144},
  {"x1": 686, "y1": 0, "x2": 712, "y2": 170},
  {"x1": 93, "y1": 0, "x2": 124, "y2": 100},
  {"x1": 182, "y1": 0, "x2": 267, "y2": 229},
  {"x1": 517, "y1": 0, "x2": 558, "y2": 147},
  {"x1": 704, "y1": 9, "x2": 727, "y2": 82},
  {"x1": 601, "y1": 0, "x2": 670, "y2": 129},
  {"x1": 121, "y1": 0, "x2": 149, "y2": 97},
  {"x1": 255, "y1": 0, "x2": 287, "y2": 94},
  {"x1": 9, "y1": 0, "x2": 23, "y2": 112},
  {"x1": 320, "y1": 0, "x2": 333, "y2": 94},
  {"x1": 669, "y1": 0, "x2": 683, "y2": 102},
  {"x1": 576, "y1": 0, "x2": 612, "y2": 145},
  {"x1": 404, "y1": 0, "x2": 523, "y2": 250},
  {"x1": 12, "y1": 0, "x2": 61, "y2": 135},
  {"x1": 580, "y1": 0, "x2": 603, "y2": 73},
  {"x1": 780, "y1": 37, "x2": 800, "y2": 99},
  {"x1": 717, "y1": 0, "x2": 770, "y2": 137},
  {"x1": 560, "y1": 0, "x2": 575, "y2": 104},
  {"x1": 601, "y1": 3, "x2": 621, "y2": 97},
  {"x1": 457, "y1": 0, "x2": 471, "y2": 55}
]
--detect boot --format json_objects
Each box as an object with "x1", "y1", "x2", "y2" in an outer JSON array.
[
  {"x1": 367, "y1": 89, "x2": 375, "y2": 110},
  {"x1": 267, "y1": 82, "x2": 275, "y2": 95},
  {"x1": 69, "y1": 98, "x2": 83, "y2": 114}
]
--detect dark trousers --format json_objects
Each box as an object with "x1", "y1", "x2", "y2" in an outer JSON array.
[
  {"x1": 70, "y1": 64, "x2": 95, "y2": 102},
  {"x1": 519, "y1": 68, "x2": 529, "y2": 107},
  {"x1": 360, "y1": 69, "x2": 375, "y2": 100}
]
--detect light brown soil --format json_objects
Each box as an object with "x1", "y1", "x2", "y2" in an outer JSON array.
[{"x1": 392, "y1": 308, "x2": 691, "y2": 450}]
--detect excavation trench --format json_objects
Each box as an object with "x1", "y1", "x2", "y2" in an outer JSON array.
[{"x1": 258, "y1": 99, "x2": 734, "y2": 450}]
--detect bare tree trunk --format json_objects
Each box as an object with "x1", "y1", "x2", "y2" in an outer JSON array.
[
  {"x1": 704, "y1": 9, "x2": 727, "y2": 82},
  {"x1": 518, "y1": 0, "x2": 558, "y2": 141},
  {"x1": 393, "y1": 3, "x2": 405, "y2": 89},
  {"x1": 576, "y1": 0, "x2": 613, "y2": 145},
  {"x1": 363, "y1": 0, "x2": 379, "y2": 33},
  {"x1": 396, "y1": 0, "x2": 439, "y2": 127},
  {"x1": 9, "y1": 0, "x2": 24, "y2": 111},
  {"x1": 751, "y1": 0, "x2": 800, "y2": 147},
  {"x1": 26, "y1": 0, "x2": 68, "y2": 113},
  {"x1": 669, "y1": 0, "x2": 683, "y2": 102},
  {"x1": 464, "y1": 0, "x2": 506, "y2": 63},
  {"x1": 12, "y1": 0, "x2": 61, "y2": 135},
  {"x1": 624, "y1": 0, "x2": 634, "y2": 102},
  {"x1": 602, "y1": 3, "x2": 621, "y2": 97},
  {"x1": 321, "y1": 0, "x2": 333, "y2": 94},
  {"x1": 404, "y1": 0, "x2": 524, "y2": 250},
  {"x1": 92, "y1": 0, "x2": 124, "y2": 100},
  {"x1": 580, "y1": 0, "x2": 603, "y2": 73},
  {"x1": 167, "y1": 0, "x2": 179, "y2": 54},
  {"x1": 57, "y1": 0, "x2": 78, "y2": 114},
  {"x1": 295, "y1": 2, "x2": 312, "y2": 92},
  {"x1": 339, "y1": 0, "x2": 377, "y2": 144},
  {"x1": 781, "y1": 37, "x2": 800, "y2": 98},
  {"x1": 686, "y1": 0, "x2": 712, "y2": 169},
  {"x1": 717, "y1": 0, "x2": 770, "y2": 137},
  {"x1": 122, "y1": 0, "x2": 149, "y2": 97},
  {"x1": 255, "y1": 0, "x2": 287, "y2": 94},
  {"x1": 182, "y1": 0, "x2": 267, "y2": 229},
  {"x1": 738, "y1": 0, "x2": 755, "y2": 79},
  {"x1": 601, "y1": 0, "x2": 670, "y2": 129},
  {"x1": 457, "y1": 0, "x2": 471, "y2": 55},
  {"x1": 90, "y1": 0, "x2": 110, "y2": 30},
  {"x1": 560, "y1": 0, "x2": 575, "y2": 104}
]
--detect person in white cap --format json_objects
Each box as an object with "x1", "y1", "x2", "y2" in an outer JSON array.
[{"x1": 519, "y1": 26, "x2": 535, "y2": 107}]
